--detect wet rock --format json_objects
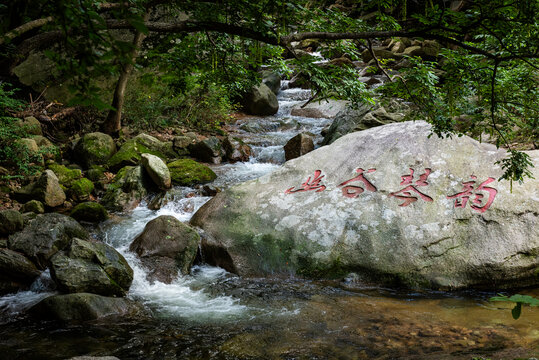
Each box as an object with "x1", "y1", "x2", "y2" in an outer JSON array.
[
  {"x1": 0, "y1": 209, "x2": 24, "y2": 236},
  {"x1": 201, "y1": 185, "x2": 221, "y2": 197},
  {"x1": 8, "y1": 213, "x2": 88, "y2": 269},
  {"x1": 223, "y1": 137, "x2": 252, "y2": 163},
  {"x1": 13, "y1": 170, "x2": 66, "y2": 207},
  {"x1": 21, "y1": 200, "x2": 45, "y2": 214},
  {"x1": 30, "y1": 293, "x2": 143, "y2": 322},
  {"x1": 130, "y1": 215, "x2": 200, "y2": 283},
  {"x1": 101, "y1": 165, "x2": 153, "y2": 212},
  {"x1": 140, "y1": 153, "x2": 171, "y2": 190},
  {"x1": 50, "y1": 238, "x2": 133, "y2": 296},
  {"x1": 68, "y1": 178, "x2": 94, "y2": 201},
  {"x1": 290, "y1": 99, "x2": 348, "y2": 119},
  {"x1": 191, "y1": 121, "x2": 539, "y2": 289},
  {"x1": 284, "y1": 133, "x2": 315, "y2": 161},
  {"x1": 188, "y1": 136, "x2": 223, "y2": 164},
  {"x1": 74, "y1": 132, "x2": 116, "y2": 168},
  {"x1": 0, "y1": 248, "x2": 41, "y2": 294},
  {"x1": 167, "y1": 159, "x2": 217, "y2": 186},
  {"x1": 70, "y1": 202, "x2": 109, "y2": 223},
  {"x1": 242, "y1": 83, "x2": 279, "y2": 116}
]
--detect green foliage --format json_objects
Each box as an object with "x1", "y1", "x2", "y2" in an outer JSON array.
[
  {"x1": 497, "y1": 150, "x2": 535, "y2": 191},
  {"x1": 490, "y1": 294, "x2": 539, "y2": 320}
]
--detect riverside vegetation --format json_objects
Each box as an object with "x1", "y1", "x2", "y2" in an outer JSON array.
[{"x1": 0, "y1": 1, "x2": 538, "y2": 359}]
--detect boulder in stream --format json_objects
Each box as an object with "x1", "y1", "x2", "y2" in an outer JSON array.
[
  {"x1": 50, "y1": 238, "x2": 133, "y2": 296},
  {"x1": 140, "y1": 153, "x2": 172, "y2": 190},
  {"x1": 242, "y1": 83, "x2": 279, "y2": 116},
  {"x1": 284, "y1": 133, "x2": 314, "y2": 161},
  {"x1": 290, "y1": 99, "x2": 348, "y2": 119},
  {"x1": 130, "y1": 215, "x2": 200, "y2": 283},
  {"x1": 0, "y1": 248, "x2": 41, "y2": 294},
  {"x1": 191, "y1": 121, "x2": 539, "y2": 290}
]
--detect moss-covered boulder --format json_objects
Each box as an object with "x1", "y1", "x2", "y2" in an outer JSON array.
[
  {"x1": 70, "y1": 202, "x2": 109, "y2": 223},
  {"x1": 69, "y1": 178, "x2": 94, "y2": 201},
  {"x1": 74, "y1": 132, "x2": 116, "y2": 168},
  {"x1": 21, "y1": 200, "x2": 45, "y2": 214},
  {"x1": 86, "y1": 165, "x2": 106, "y2": 182},
  {"x1": 15, "y1": 138, "x2": 44, "y2": 165},
  {"x1": 101, "y1": 165, "x2": 153, "y2": 212},
  {"x1": 50, "y1": 238, "x2": 133, "y2": 296},
  {"x1": 167, "y1": 159, "x2": 217, "y2": 186},
  {"x1": 107, "y1": 139, "x2": 166, "y2": 172},
  {"x1": 48, "y1": 164, "x2": 82, "y2": 188},
  {"x1": 16, "y1": 116, "x2": 42, "y2": 136},
  {"x1": 0, "y1": 210, "x2": 24, "y2": 236}
]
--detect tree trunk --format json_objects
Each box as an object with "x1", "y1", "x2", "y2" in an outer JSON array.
[{"x1": 103, "y1": 14, "x2": 148, "y2": 135}]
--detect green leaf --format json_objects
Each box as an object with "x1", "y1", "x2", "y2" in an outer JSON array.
[{"x1": 511, "y1": 302, "x2": 522, "y2": 319}]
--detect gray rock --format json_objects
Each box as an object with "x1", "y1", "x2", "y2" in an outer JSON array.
[
  {"x1": 290, "y1": 99, "x2": 348, "y2": 119},
  {"x1": 262, "y1": 71, "x2": 281, "y2": 95},
  {"x1": 191, "y1": 121, "x2": 539, "y2": 290},
  {"x1": 284, "y1": 133, "x2": 314, "y2": 161},
  {"x1": 130, "y1": 215, "x2": 200, "y2": 283},
  {"x1": 13, "y1": 170, "x2": 66, "y2": 207},
  {"x1": 30, "y1": 293, "x2": 143, "y2": 322},
  {"x1": 50, "y1": 238, "x2": 133, "y2": 296},
  {"x1": 74, "y1": 132, "x2": 116, "y2": 168},
  {"x1": 242, "y1": 83, "x2": 279, "y2": 116},
  {"x1": 188, "y1": 136, "x2": 223, "y2": 164},
  {"x1": 0, "y1": 248, "x2": 41, "y2": 294},
  {"x1": 223, "y1": 137, "x2": 252, "y2": 163},
  {"x1": 21, "y1": 199, "x2": 45, "y2": 214},
  {"x1": 141, "y1": 153, "x2": 171, "y2": 190},
  {"x1": 133, "y1": 133, "x2": 176, "y2": 159},
  {"x1": 8, "y1": 213, "x2": 88, "y2": 269},
  {"x1": 0, "y1": 209, "x2": 24, "y2": 236},
  {"x1": 101, "y1": 165, "x2": 153, "y2": 212}
]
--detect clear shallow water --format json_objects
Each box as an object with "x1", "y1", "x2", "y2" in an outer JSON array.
[{"x1": 1, "y1": 82, "x2": 539, "y2": 360}]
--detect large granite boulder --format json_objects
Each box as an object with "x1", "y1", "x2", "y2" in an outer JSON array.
[
  {"x1": 130, "y1": 215, "x2": 200, "y2": 283},
  {"x1": 50, "y1": 238, "x2": 133, "y2": 296},
  {"x1": 30, "y1": 293, "x2": 143, "y2": 322},
  {"x1": 74, "y1": 132, "x2": 116, "y2": 168},
  {"x1": 140, "y1": 153, "x2": 171, "y2": 190},
  {"x1": 242, "y1": 83, "x2": 279, "y2": 116},
  {"x1": 13, "y1": 170, "x2": 66, "y2": 207},
  {"x1": 0, "y1": 248, "x2": 41, "y2": 294},
  {"x1": 8, "y1": 213, "x2": 89, "y2": 269},
  {"x1": 191, "y1": 121, "x2": 539, "y2": 290},
  {"x1": 290, "y1": 99, "x2": 348, "y2": 119}
]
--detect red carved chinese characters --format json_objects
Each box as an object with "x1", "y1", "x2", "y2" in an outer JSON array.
[
  {"x1": 389, "y1": 168, "x2": 433, "y2": 206},
  {"x1": 447, "y1": 176, "x2": 497, "y2": 213},
  {"x1": 338, "y1": 168, "x2": 377, "y2": 198},
  {"x1": 285, "y1": 170, "x2": 327, "y2": 194}
]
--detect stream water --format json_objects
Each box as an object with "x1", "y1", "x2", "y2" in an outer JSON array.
[{"x1": 1, "y1": 83, "x2": 538, "y2": 360}]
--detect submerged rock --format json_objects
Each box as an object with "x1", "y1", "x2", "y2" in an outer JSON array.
[
  {"x1": 130, "y1": 215, "x2": 200, "y2": 283},
  {"x1": 50, "y1": 238, "x2": 133, "y2": 296},
  {"x1": 8, "y1": 213, "x2": 89, "y2": 269},
  {"x1": 30, "y1": 293, "x2": 143, "y2": 322},
  {"x1": 191, "y1": 121, "x2": 539, "y2": 290}
]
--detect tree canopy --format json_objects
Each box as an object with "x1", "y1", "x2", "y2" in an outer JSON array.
[{"x1": 1, "y1": 0, "x2": 537, "y2": 183}]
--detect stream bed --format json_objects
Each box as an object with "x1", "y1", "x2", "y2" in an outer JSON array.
[{"x1": 1, "y1": 84, "x2": 538, "y2": 360}]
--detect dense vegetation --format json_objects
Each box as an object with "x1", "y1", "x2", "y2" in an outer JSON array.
[{"x1": 1, "y1": 0, "x2": 537, "y2": 180}]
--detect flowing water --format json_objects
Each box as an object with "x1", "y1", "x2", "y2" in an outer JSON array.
[{"x1": 1, "y1": 84, "x2": 538, "y2": 360}]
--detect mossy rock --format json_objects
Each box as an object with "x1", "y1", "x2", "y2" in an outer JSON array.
[
  {"x1": 74, "y1": 132, "x2": 117, "y2": 168},
  {"x1": 69, "y1": 178, "x2": 94, "y2": 201},
  {"x1": 70, "y1": 202, "x2": 109, "y2": 223},
  {"x1": 107, "y1": 139, "x2": 166, "y2": 172},
  {"x1": 167, "y1": 159, "x2": 217, "y2": 186},
  {"x1": 21, "y1": 200, "x2": 45, "y2": 214},
  {"x1": 0, "y1": 210, "x2": 24, "y2": 236},
  {"x1": 86, "y1": 165, "x2": 106, "y2": 182},
  {"x1": 48, "y1": 164, "x2": 82, "y2": 188}
]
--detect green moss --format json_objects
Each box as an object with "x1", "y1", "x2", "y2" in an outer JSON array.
[
  {"x1": 167, "y1": 159, "x2": 217, "y2": 186},
  {"x1": 86, "y1": 165, "x2": 105, "y2": 182},
  {"x1": 70, "y1": 178, "x2": 94, "y2": 200},
  {"x1": 70, "y1": 202, "x2": 109, "y2": 223},
  {"x1": 107, "y1": 139, "x2": 166, "y2": 171},
  {"x1": 48, "y1": 164, "x2": 82, "y2": 187}
]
